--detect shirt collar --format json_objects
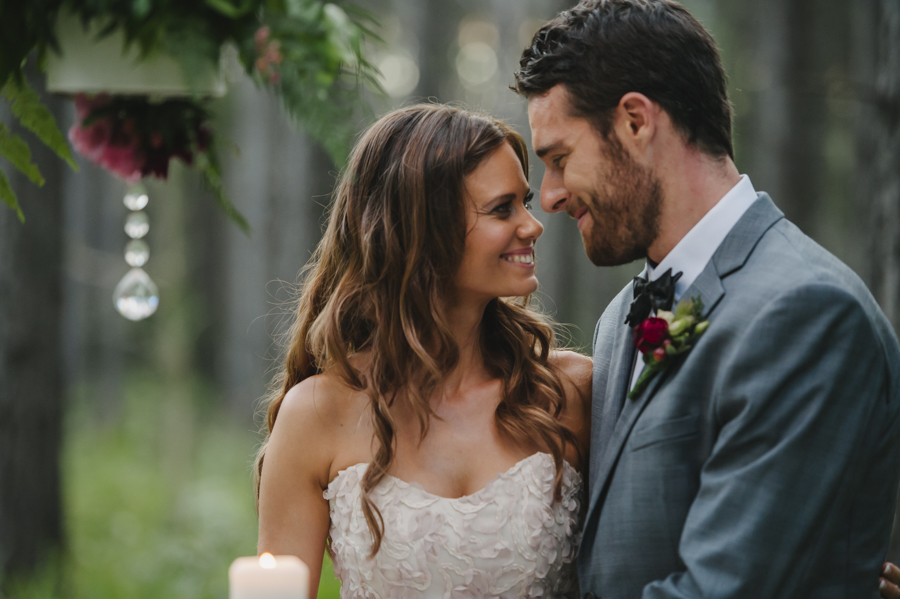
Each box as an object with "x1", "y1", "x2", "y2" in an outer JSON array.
[{"x1": 644, "y1": 175, "x2": 758, "y2": 302}]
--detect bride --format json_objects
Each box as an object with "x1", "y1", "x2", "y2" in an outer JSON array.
[
  {"x1": 253, "y1": 103, "x2": 900, "y2": 599},
  {"x1": 255, "y1": 103, "x2": 591, "y2": 598}
]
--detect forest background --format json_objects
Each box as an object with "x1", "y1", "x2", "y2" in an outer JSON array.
[{"x1": 1, "y1": 0, "x2": 898, "y2": 597}]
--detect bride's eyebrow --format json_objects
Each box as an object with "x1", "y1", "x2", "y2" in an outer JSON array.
[
  {"x1": 473, "y1": 192, "x2": 516, "y2": 214},
  {"x1": 489, "y1": 193, "x2": 517, "y2": 205}
]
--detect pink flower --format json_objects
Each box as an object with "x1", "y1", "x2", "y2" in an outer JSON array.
[
  {"x1": 68, "y1": 119, "x2": 111, "y2": 162},
  {"x1": 68, "y1": 94, "x2": 211, "y2": 183},
  {"x1": 266, "y1": 41, "x2": 283, "y2": 64},
  {"x1": 255, "y1": 26, "x2": 270, "y2": 47},
  {"x1": 98, "y1": 143, "x2": 144, "y2": 183}
]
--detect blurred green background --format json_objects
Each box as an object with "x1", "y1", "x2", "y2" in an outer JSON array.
[{"x1": 1, "y1": 0, "x2": 898, "y2": 597}]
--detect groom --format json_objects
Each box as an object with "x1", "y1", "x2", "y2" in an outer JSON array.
[{"x1": 515, "y1": 1, "x2": 900, "y2": 597}]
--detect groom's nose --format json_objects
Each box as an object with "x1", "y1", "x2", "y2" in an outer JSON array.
[{"x1": 540, "y1": 167, "x2": 569, "y2": 213}]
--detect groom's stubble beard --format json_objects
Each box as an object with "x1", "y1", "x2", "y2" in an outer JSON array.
[{"x1": 581, "y1": 133, "x2": 662, "y2": 267}]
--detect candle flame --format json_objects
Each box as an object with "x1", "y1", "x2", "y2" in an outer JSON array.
[{"x1": 259, "y1": 552, "x2": 277, "y2": 569}]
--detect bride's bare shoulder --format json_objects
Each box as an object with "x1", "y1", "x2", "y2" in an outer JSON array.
[
  {"x1": 277, "y1": 368, "x2": 368, "y2": 435},
  {"x1": 549, "y1": 350, "x2": 592, "y2": 466},
  {"x1": 269, "y1": 367, "x2": 371, "y2": 486}
]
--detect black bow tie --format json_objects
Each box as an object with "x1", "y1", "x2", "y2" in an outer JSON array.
[{"x1": 624, "y1": 269, "x2": 683, "y2": 327}]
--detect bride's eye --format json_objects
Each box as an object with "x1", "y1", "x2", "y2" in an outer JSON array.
[
  {"x1": 492, "y1": 201, "x2": 513, "y2": 216},
  {"x1": 524, "y1": 191, "x2": 534, "y2": 210}
]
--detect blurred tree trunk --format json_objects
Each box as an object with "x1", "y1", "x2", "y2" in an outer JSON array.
[
  {"x1": 855, "y1": 0, "x2": 900, "y2": 562},
  {"x1": 722, "y1": 0, "x2": 848, "y2": 238},
  {"x1": 413, "y1": 0, "x2": 459, "y2": 99},
  {"x1": 0, "y1": 73, "x2": 65, "y2": 584},
  {"x1": 215, "y1": 80, "x2": 340, "y2": 417}
]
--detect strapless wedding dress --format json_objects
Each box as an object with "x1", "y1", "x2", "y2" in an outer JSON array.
[{"x1": 324, "y1": 452, "x2": 583, "y2": 599}]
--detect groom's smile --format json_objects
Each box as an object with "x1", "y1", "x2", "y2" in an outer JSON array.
[
  {"x1": 572, "y1": 206, "x2": 590, "y2": 231},
  {"x1": 528, "y1": 85, "x2": 662, "y2": 267}
]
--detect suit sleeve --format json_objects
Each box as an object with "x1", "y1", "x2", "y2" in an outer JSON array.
[{"x1": 642, "y1": 283, "x2": 895, "y2": 598}]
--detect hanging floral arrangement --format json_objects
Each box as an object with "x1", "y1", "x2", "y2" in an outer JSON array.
[{"x1": 0, "y1": 0, "x2": 382, "y2": 230}]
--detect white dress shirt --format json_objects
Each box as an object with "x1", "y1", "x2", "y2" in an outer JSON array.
[{"x1": 629, "y1": 174, "x2": 759, "y2": 392}]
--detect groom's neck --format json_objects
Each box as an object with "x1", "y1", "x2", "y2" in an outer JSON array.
[{"x1": 647, "y1": 145, "x2": 741, "y2": 264}]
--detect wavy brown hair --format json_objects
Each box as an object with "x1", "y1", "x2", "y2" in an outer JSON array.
[{"x1": 256, "y1": 104, "x2": 578, "y2": 555}]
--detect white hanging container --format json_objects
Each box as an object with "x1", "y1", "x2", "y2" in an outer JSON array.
[{"x1": 46, "y1": 12, "x2": 226, "y2": 97}]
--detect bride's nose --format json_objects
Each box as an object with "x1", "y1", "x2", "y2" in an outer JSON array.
[{"x1": 518, "y1": 209, "x2": 544, "y2": 241}]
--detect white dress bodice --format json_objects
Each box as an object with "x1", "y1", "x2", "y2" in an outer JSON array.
[{"x1": 323, "y1": 452, "x2": 583, "y2": 599}]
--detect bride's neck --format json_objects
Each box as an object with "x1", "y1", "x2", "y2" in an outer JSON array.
[{"x1": 441, "y1": 296, "x2": 490, "y2": 396}]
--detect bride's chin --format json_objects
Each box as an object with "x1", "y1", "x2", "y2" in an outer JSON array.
[{"x1": 498, "y1": 281, "x2": 539, "y2": 299}]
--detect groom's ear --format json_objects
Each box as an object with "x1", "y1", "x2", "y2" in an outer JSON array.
[{"x1": 615, "y1": 92, "x2": 660, "y2": 152}]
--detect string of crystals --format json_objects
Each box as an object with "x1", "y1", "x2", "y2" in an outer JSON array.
[{"x1": 113, "y1": 184, "x2": 159, "y2": 320}]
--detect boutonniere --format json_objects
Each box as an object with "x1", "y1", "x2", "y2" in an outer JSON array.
[{"x1": 628, "y1": 296, "x2": 710, "y2": 399}]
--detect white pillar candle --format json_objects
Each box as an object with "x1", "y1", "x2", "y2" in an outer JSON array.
[{"x1": 229, "y1": 553, "x2": 310, "y2": 599}]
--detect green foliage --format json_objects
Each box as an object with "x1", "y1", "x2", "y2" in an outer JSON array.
[
  {"x1": 0, "y1": 75, "x2": 78, "y2": 221},
  {"x1": 0, "y1": 168, "x2": 24, "y2": 222},
  {"x1": 247, "y1": 1, "x2": 383, "y2": 166},
  {"x1": 196, "y1": 145, "x2": 251, "y2": 235},
  {"x1": 0, "y1": 124, "x2": 45, "y2": 186},
  {"x1": 1, "y1": 77, "x2": 78, "y2": 170},
  {"x1": 4, "y1": 374, "x2": 342, "y2": 599},
  {"x1": 0, "y1": 0, "x2": 63, "y2": 89},
  {"x1": 67, "y1": 0, "x2": 260, "y2": 64}
]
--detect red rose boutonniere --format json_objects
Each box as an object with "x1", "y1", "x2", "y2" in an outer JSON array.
[{"x1": 628, "y1": 296, "x2": 710, "y2": 399}]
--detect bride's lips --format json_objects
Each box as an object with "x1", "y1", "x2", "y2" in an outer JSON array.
[{"x1": 500, "y1": 247, "x2": 535, "y2": 268}]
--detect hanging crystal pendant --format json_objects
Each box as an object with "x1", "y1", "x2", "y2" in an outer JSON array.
[
  {"x1": 124, "y1": 211, "x2": 149, "y2": 238},
  {"x1": 114, "y1": 183, "x2": 159, "y2": 320},
  {"x1": 124, "y1": 239, "x2": 149, "y2": 267},
  {"x1": 113, "y1": 268, "x2": 160, "y2": 321},
  {"x1": 123, "y1": 188, "x2": 149, "y2": 211}
]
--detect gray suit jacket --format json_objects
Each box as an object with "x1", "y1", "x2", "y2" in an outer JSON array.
[{"x1": 578, "y1": 194, "x2": 900, "y2": 598}]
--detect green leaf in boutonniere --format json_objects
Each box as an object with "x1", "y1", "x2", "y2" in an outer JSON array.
[{"x1": 628, "y1": 295, "x2": 709, "y2": 399}]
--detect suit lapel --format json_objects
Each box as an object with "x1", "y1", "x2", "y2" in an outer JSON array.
[
  {"x1": 583, "y1": 195, "x2": 785, "y2": 525},
  {"x1": 591, "y1": 299, "x2": 636, "y2": 482},
  {"x1": 615, "y1": 266, "x2": 726, "y2": 433}
]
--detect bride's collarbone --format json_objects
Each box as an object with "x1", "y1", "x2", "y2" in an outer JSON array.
[
  {"x1": 324, "y1": 379, "x2": 574, "y2": 492},
  {"x1": 326, "y1": 426, "x2": 536, "y2": 499}
]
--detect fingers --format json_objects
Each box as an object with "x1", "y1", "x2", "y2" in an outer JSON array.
[
  {"x1": 887, "y1": 563, "x2": 900, "y2": 584},
  {"x1": 881, "y1": 563, "x2": 900, "y2": 599}
]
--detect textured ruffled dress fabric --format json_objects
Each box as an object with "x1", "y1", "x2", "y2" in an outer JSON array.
[{"x1": 323, "y1": 452, "x2": 583, "y2": 599}]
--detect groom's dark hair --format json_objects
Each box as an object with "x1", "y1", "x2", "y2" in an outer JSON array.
[{"x1": 514, "y1": 0, "x2": 734, "y2": 160}]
